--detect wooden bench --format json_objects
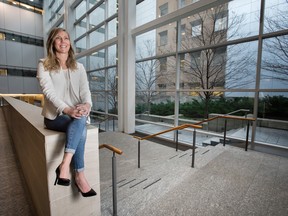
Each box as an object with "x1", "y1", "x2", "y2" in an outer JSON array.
[{"x1": 2, "y1": 96, "x2": 101, "y2": 216}]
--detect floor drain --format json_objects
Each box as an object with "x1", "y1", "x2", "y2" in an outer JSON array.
[
  {"x1": 143, "y1": 178, "x2": 161, "y2": 190},
  {"x1": 119, "y1": 179, "x2": 136, "y2": 188},
  {"x1": 202, "y1": 150, "x2": 210, "y2": 155},
  {"x1": 179, "y1": 153, "x2": 188, "y2": 158},
  {"x1": 130, "y1": 178, "x2": 148, "y2": 188}
]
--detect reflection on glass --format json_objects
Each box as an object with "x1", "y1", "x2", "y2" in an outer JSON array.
[
  {"x1": 108, "y1": 0, "x2": 118, "y2": 17},
  {"x1": 135, "y1": 93, "x2": 175, "y2": 118},
  {"x1": 108, "y1": 18, "x2": 117, "y2": 40},
  {"x1": 156, "y1": 22, "x2": 177, "y2": 55},
  {"x1": 255, "y1": 92, "x2": 288, "y2": 148},
  {"x1": 75, "y1": 37, "x2": 87, "y2": 53},
  {"x1": 89, "y1": 49, "x2": 105, "y2": 70},
  {"x1": 89, "y1": 26, "x2": 105, "y2": 48},
  {"x1": 77, "y1": 56, "x2": 87, "y2": 69},
  {"x1": 108, "y1": 45, "x2": 117, "y2": 66},
  {"x1": 261, "y1": 36, "x2": 288, "y2": 89},
  {"x1": 89, "y1": 70, "x2": 105, "y2": 92},
  {"x1": 179, "y1": 41, "x2": 257, "y2": 95},
  {"x1": 108, "y1": 91, "x2": 118, "y2": 114},
  {"x1": 75, "y1": 18, "x2": 87, "y2": 38},
  {"x1": 136, "y1": 30, "x2": 156, "y2": 60},
  {"x1": 107, "y1": 68, "x2": 117, "y2": 91},
  {"x1": 136, "y1": 0, "x2": 156, "y2": 27},
  {"x1": 89, "y1": 4, "x2": 105, "y2": 29},
  {"x1": 88, "y1": 0, "x2": 101, "y2": 9},
  {"x1": 92, "y1": 92, "x2": 105, "y2": 112},
  {"x1": 76, "y1": 0, "x2": 86, "y2": 20},
  {"x1": 136, "y1": 56, "x2": 175, "y2": 92},
  {"x1": 264, "y1": 0, "x2": 288, "y2": 33},
  {"x1": 180, "y1": 0, "x2": 260, "y2": 50}
]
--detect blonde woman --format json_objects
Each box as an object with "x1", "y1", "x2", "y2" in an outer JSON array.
[{"x1": 37, "y1": 27, "x2": 96, "y2": 197}]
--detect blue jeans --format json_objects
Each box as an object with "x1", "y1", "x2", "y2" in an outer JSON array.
[{"x1": 44, "y1": 115, "x2": 87, "y2": 172}]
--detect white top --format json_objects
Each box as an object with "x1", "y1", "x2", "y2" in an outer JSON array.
[{"x1": 37, "y1": 60, "x2": 92, "y2": 120}]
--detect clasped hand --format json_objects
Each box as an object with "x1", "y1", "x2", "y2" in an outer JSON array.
[{"x1": 64, "y1": 103, "x2": 91, "y2": 119}]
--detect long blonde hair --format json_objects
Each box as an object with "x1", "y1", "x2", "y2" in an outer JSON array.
[{"x1": 43, "y1": 28, "x2": 77, "y2": 71}]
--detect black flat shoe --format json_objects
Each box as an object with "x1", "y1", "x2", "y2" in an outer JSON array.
[
  {"x1": 75, "y1": 183, "x2": 97, "y2": 197},
  {"x1": 54, "y1": 165, "x2": 70, "y2": 186}
]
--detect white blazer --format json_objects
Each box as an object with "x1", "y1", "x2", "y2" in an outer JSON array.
[{"x1": 37, "y1": 59, "x2": 92, "y2": 120}]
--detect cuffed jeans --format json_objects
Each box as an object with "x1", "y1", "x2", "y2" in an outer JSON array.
[{"x1": 44, "y1": 115, "x2": 87, "y2": 172}]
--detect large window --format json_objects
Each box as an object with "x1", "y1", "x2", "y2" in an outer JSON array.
[
  {"x1": 135, "y1": 0, "x2": 288, "y2": 149},
  {"x1": 69, "y1": 0, "x2": 119, "y2": 130}
]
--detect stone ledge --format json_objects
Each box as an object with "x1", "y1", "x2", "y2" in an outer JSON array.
[{"x1": 3, "y1": 96, "x2": 101, "y2": 216}]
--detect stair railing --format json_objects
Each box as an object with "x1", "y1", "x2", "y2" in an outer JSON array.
[
  {"x1": 99, "y1": 144, "x2": 123, "y2": 216},
  {"x1": 134, "y1": 124, "x2": 202, "y2": 168},
  {"x1": 134, "y1": 115, "x2": 255, "y2": 169},
  {"x1": 90, "y1": 114, "x2": 117, "y2": 131},
  {"x1": 194, "y1": 115, "x2": 255, "y2": 151}
]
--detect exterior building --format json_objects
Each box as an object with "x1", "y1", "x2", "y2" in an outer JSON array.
[{"x1": 155, "y1": 0, "x2": 228, "y2": 100}]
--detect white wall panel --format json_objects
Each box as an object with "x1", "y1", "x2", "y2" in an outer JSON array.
[
  {"x1": 36, "y1": 46, "x2": 45, "y2": 63},
  {"x1": 0, "y1": 41, "x2": 7, "y2": 66},
  {"x1": 8, "y1": 76, "x2": 23, "y2": 93},
  {"x1": 4, "y1": 4, "x2": 21, "y2": 32},
  {"x1": 23, "y1": 77, "x2": 41, "y2": 93},
  {"x1": 0, "y1": 3, "x2": 5, "y2": 29},
  {"x1": 0, "y1": 76, "x2": 40, "y2": 94},
  {"x1": 6, "y1": 41, "x2": 22, "y2": 67},
  {"x1": 0, "y1": 77, "x2": 8, "y2": 93},
  {"x1": 35, "y1": 14, "x2": 44, "y2": 38},
  {"x1": 22, "y1": 44, "x2": 37, "y2": 68},
  {"x1": 20, "y1": 9, "x2": 36, "y2": 35}
]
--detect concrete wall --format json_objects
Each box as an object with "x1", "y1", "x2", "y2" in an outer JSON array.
[{"x1": 0, "y1": 76, "x2": 41, "y2": 94}]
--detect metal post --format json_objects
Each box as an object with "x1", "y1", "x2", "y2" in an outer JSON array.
[
  {"x1": 112, "y1": 152, "x2": 117, "y2": 216},
  {"x1": 192, "y1": 129, "x2": 196, "y2": 168},
  {"x1": 138, "y1": 140, "x2": 140, "y2": 168},
  {"x1": 176, "y1": 130, "x2": 179, "y2": 152},
  {"x1": 245, "y1": 121, "x2": 250, "y2": 151},
  {"x1": 223, "y1": 119, "x2": 227, "y2": 146},
  {"x1": 113, "y1": 116, "x2": 115, "y2": 131}
]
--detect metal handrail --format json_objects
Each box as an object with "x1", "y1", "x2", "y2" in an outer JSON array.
[
  {"x1": 226, "y1": 109, "x2": 250, "y2": 115},
  {"x1": 134, "y1": 124, "x2": 202, "y2": 140},
  {"x1": 99, "y1": 144, "x2": 123, "y2": 155},
  {"x1": 99, "y1": 144, "x2": 123, "y2": 216},
  {"x1": 91, "y1": 114, "x2": 117, "y2": 131},
  {"x1": 134, "y1": 124, "x2": 202, "y2": 168},
  {"x1": 134, "y1": 115, "x2": 256, "y2": 169}
]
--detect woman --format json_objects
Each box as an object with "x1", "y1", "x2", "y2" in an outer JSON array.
[{"x1": 37, "y1": 27, "x2": 96, "y2": 197}]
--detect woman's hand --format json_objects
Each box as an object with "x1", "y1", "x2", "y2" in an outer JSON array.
[
  {"x1": 75, "y1": 103, "x2": 91, "y2": 117},
  {"x1": 63, "y1": 107, "x2": 83, "y2": 119}
]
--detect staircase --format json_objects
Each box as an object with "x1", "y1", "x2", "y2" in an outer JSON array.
[
  {"x1": 99, "y1": 132, "x2": 225, "y2": 216},
  {"x1": 98, "y1": 131, "x2": 288, "y2": 216}
]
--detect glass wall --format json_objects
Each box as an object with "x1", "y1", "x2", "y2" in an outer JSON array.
[
  {"x1": 72, "y1": 0, "x2": 118, "y2": 130},
  {"x1": 135, "y1": 0, "x2": 288, "y2": 148}
]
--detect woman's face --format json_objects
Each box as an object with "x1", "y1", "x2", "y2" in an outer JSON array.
[{"x1": 53, "y1": 30, "x2": 71, "y2": 55}]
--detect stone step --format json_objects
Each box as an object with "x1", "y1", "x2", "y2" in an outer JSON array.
[{"x1": 100, "y1": 142, "x2": 225, "y2": 216}]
